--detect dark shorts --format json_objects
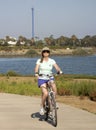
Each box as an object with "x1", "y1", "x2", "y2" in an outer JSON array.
[{"x1": 38, "y1": 77, "x2": 54, "y2": 87}]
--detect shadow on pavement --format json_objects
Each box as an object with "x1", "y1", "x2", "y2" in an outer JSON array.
[
  {"x1": 31, "y1": 112, "x2": 53, "y2": 126},
  {"x1": 31, "y1": 112, "x2": 46, "y2": 121}
]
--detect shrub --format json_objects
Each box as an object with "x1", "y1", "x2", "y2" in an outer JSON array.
[
  {"x1": 57, "y1": 82, "x2": 72, "y2": 96},
  {"x1": 57, "y1": 87, "x2": 66, "y2": 96},
  {"x1": 72, "y1": 48, "x2": 88, "y2": 55},
  {"x1": 56, "y1": 77, "x2": 96, "y2": 99},
  {"x1": 25, "y1": 49, "x2": 38, "y2": 57},
  {"x1": 6, "y1": 70, "x2": 20, "y2": 76},
  {"x1": 89, "y1": 90, "x2": 96, "y2": 101}
]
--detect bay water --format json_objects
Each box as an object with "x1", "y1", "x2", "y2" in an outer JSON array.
[{"x1": 0, "y1": 55, "x2": 96, "y2": 75}]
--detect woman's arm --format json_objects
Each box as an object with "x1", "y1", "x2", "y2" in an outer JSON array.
[
  {"x1": 34, "y1": 64, "x2": 39, "y2": 77},
  {"x1": 53, "y1": 63, "x2": 63, "y2": 74}
]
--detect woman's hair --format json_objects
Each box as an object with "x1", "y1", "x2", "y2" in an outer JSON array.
[{"x1": 40, "y1": 56, "x2": 44, "y2": 63}]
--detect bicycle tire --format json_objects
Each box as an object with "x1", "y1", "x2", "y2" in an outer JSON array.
[
  {"x1": 50, "y1": 93, "x2": 57, "y2": 127},
  {"x1": 45, "y1": 97, "x2": 50, "y2": 121}
]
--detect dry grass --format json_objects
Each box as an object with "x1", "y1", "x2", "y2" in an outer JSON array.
[{"x1": 0, "y1": 76, "x2": 35, "y2": 83}]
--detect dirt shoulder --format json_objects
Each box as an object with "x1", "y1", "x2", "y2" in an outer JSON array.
[{"x1": 57, "y1": 95, "x2": 96, "y2": 114}]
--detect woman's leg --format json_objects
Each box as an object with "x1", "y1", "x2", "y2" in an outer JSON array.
[
  {"x1": 39, "y1": 83, "x2": 48, "y2": 115},
  {"x1": 50, "y1": 80, "x2": 57, "y2": 96},
  {"x1": 40, "y1": 83, "x2": 48, "y2": 107}
]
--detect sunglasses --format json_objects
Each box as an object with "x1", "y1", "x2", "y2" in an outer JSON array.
[{"x1": 43, "y1": 50, "x2": 50, "y2": 53}]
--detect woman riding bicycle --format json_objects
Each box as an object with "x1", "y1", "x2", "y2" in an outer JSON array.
[{"x1": 34, "y1": 47, "x2": 62, "y2": 115}]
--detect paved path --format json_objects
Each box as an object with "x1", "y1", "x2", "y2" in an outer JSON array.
[{"x1": 0, "y1": 93, "x2": 96, "y2": 130}]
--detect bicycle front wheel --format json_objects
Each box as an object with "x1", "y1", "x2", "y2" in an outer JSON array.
[
  {"x1": 50, "y1": 94, "x2": 57, "y2": 127},
  {"x1": 45, "y1": 97, "x2": 50, "y2": 121}
]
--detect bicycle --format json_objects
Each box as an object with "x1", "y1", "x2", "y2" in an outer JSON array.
[{"x1": 44, "y1": 78, "x2": 57, "y2": 127}]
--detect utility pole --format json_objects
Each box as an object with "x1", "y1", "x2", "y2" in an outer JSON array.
[{"x1": 31, "y1": 8, "x2": 34, "y2": 39}]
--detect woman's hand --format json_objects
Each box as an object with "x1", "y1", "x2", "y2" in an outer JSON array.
[
  {"x1": 35, "y1": 72, "x2": 39, "y2": 78},
  {"x1": 57, "y1": 70, "x2": 63, "y2": 75}
]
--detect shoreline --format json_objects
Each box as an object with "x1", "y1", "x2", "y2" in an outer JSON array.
[{"x1": 0, "y1": 47, "x2": 96, "y2": 57}]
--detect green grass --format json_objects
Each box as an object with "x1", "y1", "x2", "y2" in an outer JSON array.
[
  {"x1": 0, "y1": 74, "x2": 96, "y2": 101},
  {"x1": 0, "y1": 77, "x2": 41, "y2": 96},
  {"x1": 56, "y1": 76, "x2": 96, "y2": 95}
]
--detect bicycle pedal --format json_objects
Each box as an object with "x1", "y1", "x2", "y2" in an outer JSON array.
[{"x1": 49, "y1": 111, "x2": 52, "y2": 115}]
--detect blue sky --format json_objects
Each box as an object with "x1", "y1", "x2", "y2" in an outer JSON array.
[{"x1": 0, "y1": 0, "x2": 96, "y2": 40}]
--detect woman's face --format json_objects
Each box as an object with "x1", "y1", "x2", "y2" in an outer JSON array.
[{"x1": 42, "y1": 50, "x2": 50, "y2": 57}]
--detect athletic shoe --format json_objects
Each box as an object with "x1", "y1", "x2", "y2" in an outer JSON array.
[
  {"x1": 56, "y1": 103, "x2": 59, "y2": 109},
  {"x1": 39, "y1": 107, "x2": 45, "y2": 115}
]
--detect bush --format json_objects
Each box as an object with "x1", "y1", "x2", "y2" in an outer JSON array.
[
  {"x1": 89, "y1": 90, "x2": 96, "y2": 101},
  {"x1": 25, "y1": 49, "x2": 38, "y2": 57},
  {"x1": 56, "y1": 76, "x2": 96, "y2": 100},
  {"x1": 72, "y1": 48, "x2": 88, "y2": 55},
  {"x1": 57, "y1": 87, "x2": 71, "y2": 96},
  {"x1": 6, "y1": 70, "x2": 20, "y2": 76}
]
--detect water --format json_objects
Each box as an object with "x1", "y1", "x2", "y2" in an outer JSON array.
[
  {"x1": 53, "y1": 55, "x2": 96, "y2": 75},
  {"x1": 0, "y1": 55, "x2": 96, "y2": 75}
]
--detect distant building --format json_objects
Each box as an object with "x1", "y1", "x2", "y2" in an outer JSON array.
[{"x1": 8, "y1": 41, "x2": 17, "y2": 45}]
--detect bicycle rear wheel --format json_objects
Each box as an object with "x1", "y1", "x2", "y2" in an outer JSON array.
[{"x1": 50, "y1": 94, "x2": 57, "y2": 127}]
